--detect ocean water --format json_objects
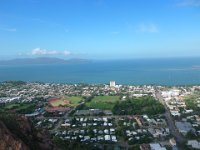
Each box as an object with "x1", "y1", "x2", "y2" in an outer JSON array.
[{"x1": 0, "y1": 58, "x2": 200, "y2": 85}]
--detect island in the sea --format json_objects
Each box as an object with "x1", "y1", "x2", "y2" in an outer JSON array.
[{"x1": 0, "y1": 57, "x2": 90, "y2": 65}]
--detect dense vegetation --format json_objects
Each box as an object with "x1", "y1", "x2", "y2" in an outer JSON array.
[
  {"x1": 53, "y1": 136, "x2": 100, "y2": 150},
  {"x1": 112, "y1": 96, "x2": 165, "y2": 116}
]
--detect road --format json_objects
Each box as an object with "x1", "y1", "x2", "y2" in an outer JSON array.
[
  {"x1": 50, "y1": 108, "x2": 75, "y2": 133},
  {"x1": 46, "y1": 115, "x2": 144, "y2": 121},
  {"x1": 155, "y1": 90, "x2": 186, "y2": 144},
  {"x1": 49, "y1": 90, "x2": 186, "y2": 148}
]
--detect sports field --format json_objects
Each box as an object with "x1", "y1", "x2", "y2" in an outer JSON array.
[
  {"x1": 48, "y1": 96, "x2": 82, "y2": 107},
  {"x1": 49, "y1": 98, "x2": 69, "y2": 107},
  {"x1": 85, "y1": 96, "x2": 120, "y2": 110}
]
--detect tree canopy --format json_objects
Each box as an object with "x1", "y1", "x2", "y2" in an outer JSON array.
[{"x1": 112, "y1": 96, "x2": 165, "y2": 116}]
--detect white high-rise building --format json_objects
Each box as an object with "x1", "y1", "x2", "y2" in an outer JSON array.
[{"x1": 110, "y1": 81, "x2": 116, "y2": 87}]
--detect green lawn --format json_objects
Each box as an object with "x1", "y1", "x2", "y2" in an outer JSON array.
[
  {"x1": 85, "y1": 96, "x2": 120, "y2": 110},
  {"x1": 68, "y1": 96, "x2": 82, "y2": 107},
  {"x1": 4, "y1": 103, "x2": 20, "y2": 109},
  {"x1": 3, "y1": 103, "x2": 36, "y2": 114}
]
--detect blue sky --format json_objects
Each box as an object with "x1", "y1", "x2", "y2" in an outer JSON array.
[{"x1": 0, "y1": 0, "x2": 200, "y2": 60}]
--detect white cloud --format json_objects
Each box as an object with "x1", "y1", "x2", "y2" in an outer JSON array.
[
  {"x1": 31, "y1": 48, "x2": 71, "y2": 56},
  {"x1": 177, "y1": 0, "x2": 200, "y2": 7},
  {"x1": 136, "y1": 23, "x2": 158, "y2": 33}
]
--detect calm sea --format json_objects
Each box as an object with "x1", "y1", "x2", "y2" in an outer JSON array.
[{"x1": 0, "y1": 58, "x2": 200, "y2": 85}]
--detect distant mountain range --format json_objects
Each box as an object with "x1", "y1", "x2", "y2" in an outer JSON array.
[{"x1": 0, "y1": 57, "x2": 91, "y2": 65}]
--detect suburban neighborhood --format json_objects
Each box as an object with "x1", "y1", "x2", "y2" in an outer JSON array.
[{"x1": 1, "y1": 81, "x2": 200, "y2": 150}]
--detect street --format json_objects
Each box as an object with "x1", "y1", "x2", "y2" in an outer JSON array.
[{"x1": 155, "y1": 90, "x2": 186, "y2": 144}]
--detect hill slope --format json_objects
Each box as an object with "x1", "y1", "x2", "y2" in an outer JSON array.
[{"x1": 0, "y1": 113, "x2": 58, "y2": 150}]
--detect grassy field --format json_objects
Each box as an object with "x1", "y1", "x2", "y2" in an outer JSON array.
[
  {"x1": 68, "y1": 96, "x2": 82, "y2": 107},
  {"x1": 2, "y1": 103, "x2": 36, "y2": 114},
  {"x1": 4, "y1": 103, "x2": 20, "y2": 109},
  {"x1": 49, "y1": 96, "x2": 82, "y2": 107},
  {"x1": 85, "y1": 96, "x2": 120, "y2": 110}
]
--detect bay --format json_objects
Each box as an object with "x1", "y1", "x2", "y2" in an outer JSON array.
[{"x1": 0, "y1": 58, "x2": 200, "y2": 85}]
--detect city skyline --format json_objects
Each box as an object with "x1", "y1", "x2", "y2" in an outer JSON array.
[{"x1": 0, "y1": 0, "x2": 200, "y2": 60}]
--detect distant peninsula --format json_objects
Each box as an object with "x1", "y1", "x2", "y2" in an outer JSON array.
[{"x1": 0, "y1": 57, "x2": 91, "y2": 65}]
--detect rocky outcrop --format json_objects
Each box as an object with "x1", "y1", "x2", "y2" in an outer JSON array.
[
  {"x1": 0, "y1": 113, "x2": 58, "y2": 150},
  {"x1": 0, "y1": 121, "x2": 29, "y2": 150}
]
